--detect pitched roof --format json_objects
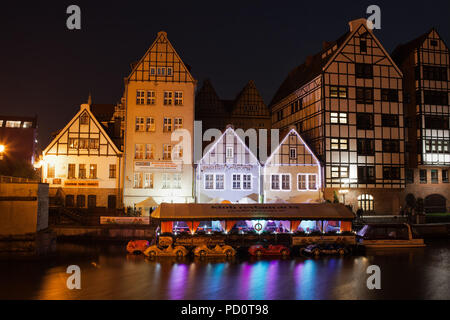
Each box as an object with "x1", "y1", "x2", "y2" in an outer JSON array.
[
  {"x1": 270, "y1": 31, "x2": 350, "y2": 107},
  {"x1": 391, "y1": 29, "x2": 431, "y2": 65}
]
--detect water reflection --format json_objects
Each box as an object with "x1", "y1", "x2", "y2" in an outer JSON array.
[{"x1": 0, "y1": 241, "x2": 449, "y2": 299}]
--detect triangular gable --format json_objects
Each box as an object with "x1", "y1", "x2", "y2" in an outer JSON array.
[
  {"x1": 420, "y1": 28, "x2": 450, "y2": 52},
  {"x1": 265, "y1": 128, "x2": 321, "y2": 167},
  {"x1": 323, "y1": 22, "x2": 403, "y2": 78},
  {"x1": 232, "y1": 80, "x2": 270, "y2": 116},
  {"x1": 43, "y1": 105, "x2": 121, "y2": 156},
  {"x1": 126, "y1": 31, "x2": 195, "y2": 83},
  {"x1": 199, "y1": 127, "x2": 260, "y2": 166}
]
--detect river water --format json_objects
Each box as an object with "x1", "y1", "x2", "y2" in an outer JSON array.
[{"x1": 0, "y1": 240, "x2": 449, "y2": 300}]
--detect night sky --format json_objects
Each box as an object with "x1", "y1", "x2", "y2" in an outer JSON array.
[{"x1": 1, "y1": 0, "x2": 449, "y2": 150}]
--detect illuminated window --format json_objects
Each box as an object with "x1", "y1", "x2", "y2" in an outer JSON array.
[
  {"x1": 134, "y1": 172, "x2": 142, "y2": 188},
  {"x1": 281, "y1": 174, "x2": 290, "y2": 190},
  {"x1": 173, "y1": 173, "x2": 182, "y2": 189},
  {"x1": 163, "y1": 144, "x2": 172, "y2": 160},
  {"x1": 271, "y1": 175, "x2": 280, "y2": 190},
  {"x1": 358, "y1": 194, "x2": 374, "y2": 211},
  {"x1": 232, "y1": 174, "x2": 241, "y2": 190},
  {"x1": 47, "y1": 163, "x2": 55, "y2": 178},
  {"x1": 330, "y1": 86, "x2": 347, "y2": 98},
  {"x1": 145, "y1": 144, "x2": 154, "y2": 159},
  {"x1": 137, "y1": 90, "x2": 146, "y2": 104},
  {"x1": 68, "y1": 164, "x2": 76, "y2": 179},
  {"x1": 205, "y1": 174, "x2": 214, "y2": 189},
  {"x1": 89, "y1": 138, "x2": 99, "y2": 149},
  {"x1": 164, "y1": 91, "x2": 173, "y2": 105},
  {"x1": 23, "y1": 121, "x2": 32, "y2": 128},
  {"x1": 135, "y1": 117, "x2": 145, "y2": 131},
  {"x1": 6, "y1": 121, "x2": 21, "y2": 128},
  {"x1": 163, "y1": 118, "x2": 172, "y2": 132},
  {"x1": 174, "y1": 92, "x2": 183, "y2": 105},
  {"x1": 331, "y1": 138, "x2": 348, "y2": 150},
  {"x1": 79, "y1": 164, "x2": 86, "y2": 179},
  {"x1": 79, "y1": 138, "x2": 89, "y2": 149},
  {"x1": 173, "y1": 144, "x2": 183, "y2": 160},
  {"x1": 215, "y1": 174, "x2": 224, "y2": 189},
  {"x1": 147, "y1": 91, "x2": 155, "y2": 105},
  {"x1": 243, "y1": 174, "x2": 251, "y2": 190},
  {"x1": 68, "y1": 138, "x2": 78, "y2": 149},
  {"x1": 109, "y1": 164, "x2": 116, "y2": 179},
  {"x1": 330, "y1": 112, "x2": 347, "y2": 124},
  {"x1": 135, "y1": 144, "x2": 144, "y2": 159},
  {"x1": 174, "y1": 118, "x2": 183, "y2": 130},
  {"x1": 162, "y1": 173, "x2": 171, "y2": 189},
  {"x1": 298, "y1": 174, "x2": 307, "y2": 190},
  {"x1": 146, "y1": 117, "x2": 155, "y2": 132},
  {"x1": 89, "y1": 164, "x2": 97, "y2": 179},
  {"x1": 331, "y1": 166, "x2": 348, "y2": 178},
  {"x1": 144, "y1": 173, "x2": 153, "y2": 189}
]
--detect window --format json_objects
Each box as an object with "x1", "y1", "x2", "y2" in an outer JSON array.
[
  {"x1": 147, "y1": 91, "x2": 155, "y2": 105},
  {"x1": 382, "y1": 114, "x2": 399, "y2": 127},
  {"x1": 358, "y1": 194, "x2": 374, "y2": 211},
  {"x1": 164, "y1": 91, "x2": 173, "y2": 105},
  {"x1": 355, "y1": 63, "x2": 373, "y2": 78},
  {"x1": 150, "y1": 67, "x2": 156, "y2": 75},
  {"x1": 357, "y1": 139, "x2": 375, "y2": 155},
  {"x1": 145, "y1": 144, "x2": 154, "y2": 159},
  {"x1": 174, "y1": 118, "x2": 183, "y2": 130},
  {"x1": 167, "y1": 67, "x2": 173, "y2": 76},
  {"x1": 430, "y1": 40, "x2": 438, "y2": 47},
  {"x1": 226, "y1": 146, "x2": 234, "y2": 159},
  {"x1": 136, "y1": 90, "x2": 145, "y2": 105},
  {"x1": 420, "y1": 169, "x2": 427, "y2": 184},
  {"x1": 360, "y1": 40, "x2": 367, "y2": 53},
  {"x1": 68, "y1": 164, "x2": 76, "y2": 179},
  {"x1": 205, "y1": 174, "x2": 214, "y2": 190},
  {"x1": 289, "y1": 147, "x2": 297, "y2": 159},
  {"x1": 23, "y1": 121, "x2": 32, "y2": 128},
  {"x1": 134, "y1": 172, "x2": 142, "y2": 188},
  {"x1": 406, "y1": 169, "x2": 414, "y2": 184},
  {"x1": 382, "y1": 140, "x2": 400, "y2": 153},
  {"x1": 276, "y1": 110, "x2": 283, "y2": 121},
  {"x1": 79, "y1": 138, "x2": 89, "y2": 149},
  {"x1": 146, "y1": 117, "x2": 155, "y2": 132},
  {"x1": 431, "y1": 169, "x2": 438, "y2": 184},
  {"x1": 89, "y1": 195, "x2": 97, "y2": 208},
  {"x1": 232, "y1": 174, "x2": 241, "y2": 190},
  {"x1": 330, "y1": 86, "x2": 347, "y2": 98},
  {"x1": 381, "y1": 89, "x2": 398, "y2": 102},
  {"x1": 308, "y1": 174, "x2": 317, "y2": 190},
  {"x1": 89, "y1": 164, "x2": 97, "y2": 179},
  {"x1": 425, "y1": 116, "x2": 449, "y2": 130},
  {"x1": 173, "y1": 144, "x2": 183, "y2": 160},
  {"x1": 442, "y1": 170, "x2": 449, "y2": 183},
  {"x1": 281, "y1": 174, "x2": 290, "y2": 190},
  {"x1": 68, "y1": 138, "x2": 78, "y2": 149},
  {"x1": 174, "y1": 91, "x2": 183, "y2": 105},
  {"x1": 331, "y1": 138, "x2": 348, "y2": 150},
  {"x1": 173, "y1": 174, "x2": 182, "y2": 189},
  {"x1": 356, "y1": 87, "x2": 373, "y2": 104},
  {"x1": 76, "y1": 195, "x2": 85, "y2": 208},
  {"x1": 109, "y1": 164, "x2": 116, "y2": 178},
  {"x1": 356, "y1": 113, "x2": 374, "y2": 129},
  {"x1": 358, "y1": 166, "x2": 375, "y2": 184},
  {"x1": 80, "y1": 113, "x2": 89, "y2": 125},
  {"x1": 163, "y1": 118, "x2": 172, "y2": 132},
  {"x1": 47, "y1": 163, "x2": 55, "y2": 178},
  {"x1": 89, "y1": 138, "x2": 99, "y2": 149},
  {"x1": 162, "y1": 173, "x2": 171, "y2": 189},
  {"x1": 5, "y1": 121, "x2": 21, "y2": 128},
  {"x1": 215, "y1": 174, "x2": 224, "y2": 189},
  {"x1": 135, "y1": 144, "x2": 144, "y2": 159},
  {"x1": 271, "y1": 175, "x2": 280, "y2": 190},
  {"x1": 424, "y1": 90, "x2": 448, "y2": 105},
  {"x1": 383, "y1": 167, "x2": 400, "y2": 180},
  {"x1": 144, "y1": 173, "x2": 153, "y2": 189},
  {"x1": 298, "y1": 174, "x2": 307, "y2": 190},
  {"x1": 243, "y1": 174, "x2": 251, "y2": 190},
  {"x1": 65, "y1": 195, "x2": 75, "y2": 207},
  {"x1": 79, "y1": 164, "x2": 86, "y2": 179},
  {"x1": 330, "y1": 112, "x2": 347, "y2": 124},
  {"x1": 423, "y1": 66, "x2": 447, "y2": 81},
  {"x1": 163, "y1": 144, "x2": 172, "y2": 160},
  {"x1": 135, "y1": 117, "x2": 145, "y2": 131},
  {"x1": 331, "y1": 166, "x2": 348, "y2": 178}
]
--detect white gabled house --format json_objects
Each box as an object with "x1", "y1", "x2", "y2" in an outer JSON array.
[
  {"x1": 196, "y1": 127, "x2": 261, "y2": 203},
  {"x1": 263, "y1": 128, "x2": 322, "y2": 203}
]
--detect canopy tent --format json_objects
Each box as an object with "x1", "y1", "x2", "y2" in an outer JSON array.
[
  {"x1": 135, "y1": 197, "x2": 158, "y2": 208},
  {"x1": 151, "y1": 203, "x2": 355, "y2": 221}
]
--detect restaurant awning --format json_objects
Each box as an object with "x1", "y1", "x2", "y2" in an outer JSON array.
[{"x1": 151, "y1": 203, "x2": 355, "y2": 221}]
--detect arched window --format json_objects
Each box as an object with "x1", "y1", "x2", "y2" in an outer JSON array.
[{"x1": 358, "y1": 194, "x2": 374, "y2": 212}]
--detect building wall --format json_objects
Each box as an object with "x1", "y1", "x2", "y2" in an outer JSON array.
[
  {"x1": 0, "y1": 116, "x2": 37, "y2": 164},
  {"x1": 123, "y1": 31, "x2": 196, "y2": 208},
  {"x1": 0, "y1": 182, "x2": 48, "y2": 235}
]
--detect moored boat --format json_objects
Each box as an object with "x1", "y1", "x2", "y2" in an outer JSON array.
[{"x1": 357, "y1": 223, "x2": 425, "y2": 248}]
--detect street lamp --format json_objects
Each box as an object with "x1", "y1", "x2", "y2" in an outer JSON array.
[{"x1": 0, "y1": 144, "x2": 5, "y2": 160}]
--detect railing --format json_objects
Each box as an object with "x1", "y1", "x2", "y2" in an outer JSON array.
[{"x1": 0, "y1": 175, "x2": 39, "y2": 183}]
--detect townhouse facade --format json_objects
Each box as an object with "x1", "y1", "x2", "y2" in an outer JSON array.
[
  {"x1": 270, "y1": 18, "x2": 406, "y2": 215},
  {"x1": 122, "y1": 31, "x2": 197, "y2": 211},
  {"x1": 392, "y1": 28, "x2": 450, "y2": 213}
]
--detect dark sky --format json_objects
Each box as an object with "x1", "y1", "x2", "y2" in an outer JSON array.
[{"x1": 1, "y1": 0, "x2": 449, "y2": 150}]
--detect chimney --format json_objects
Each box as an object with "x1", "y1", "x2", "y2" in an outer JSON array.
[{"x1": 348, "y1": 18, "x2": 368, "y2": 32}]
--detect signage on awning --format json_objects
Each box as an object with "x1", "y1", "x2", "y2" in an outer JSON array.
[
  {"x1": 64, "y1": 180, "x2": 99, "y2": 187},
  {"x1": 134, "y1": 161, "x2": 181, "y2": 172}
]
